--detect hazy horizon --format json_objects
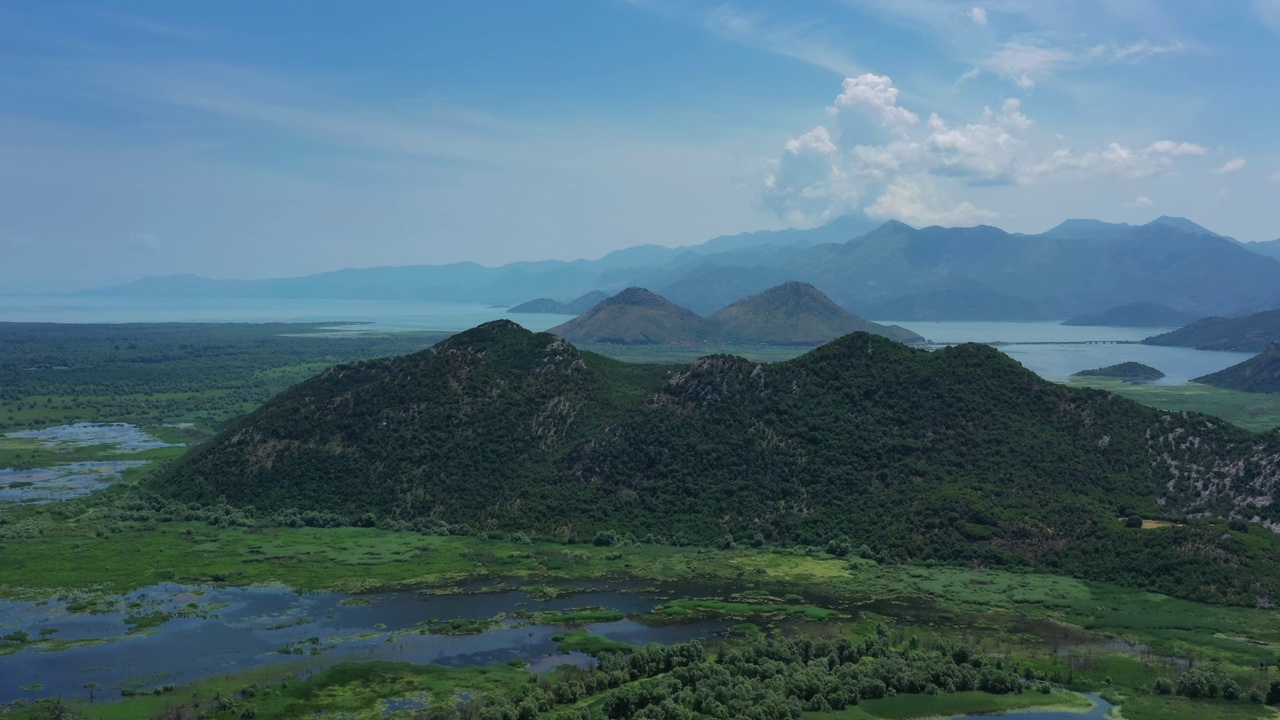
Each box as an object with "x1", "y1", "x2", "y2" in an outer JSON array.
[
  {"x1": 32, "y1": 213, "x2": 1273, "y2": 291},
  {"x1": 4, "y1": 2, "x2": 1280, "y2": 292}
]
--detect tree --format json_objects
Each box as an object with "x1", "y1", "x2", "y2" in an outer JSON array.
[{"x1": 1125, "y1": 515, "x2": 1144, "y2": 528}]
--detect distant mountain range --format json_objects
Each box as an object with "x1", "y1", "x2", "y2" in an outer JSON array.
[
  {"x1": 546, "y1": 283, "x2": 922, "y2": 346},
  {"x1": 1248, "y1": 238, "x2": 1280, "y2": 261},
  {"x1": 80, "y1": 215, "x2": 1280, "y2": 322},
  {"x1": 1062, "y1": 302, "x2": 1201, "y2": 328}
]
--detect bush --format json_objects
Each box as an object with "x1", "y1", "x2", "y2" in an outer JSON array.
[
  {"x1": 1229, "y1": 519, "x2": 1249, "y2": 533},
  {"x1": 1125, "y1": 515, "x2": 1144, "y2": 528}
]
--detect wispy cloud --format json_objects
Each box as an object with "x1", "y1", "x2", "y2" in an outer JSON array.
[
  {"x1": 1211, "y1": 158, "x2": 1247, "y2": 174},
  {"x1": 703, "y1": 5, "x2": 864, "y2": 76},
  {"x1": 68, "y1": 60, "x2": 526, "y2": 171},
  {"x1": 980, "y1": 36, "x2": 1187, "y2": 88},
  {"x1": 89, "y1": 9, "x2": 214, "y2": 41},
  {"x1": 981, "y1": 40, "x2": 1077, "y2": 88},
  {"x1": 1256, "y1": 0, "x2": 1280, "y2": 31}
]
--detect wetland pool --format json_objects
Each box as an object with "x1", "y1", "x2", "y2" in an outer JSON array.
[
  {"x1": 949, "y1": 693, "x2": 1112, "y2": 719},
  {"x1": 0, "y1": 423, "x2": 174, "y2": 504},
  {"x1": 0, "y1": 461, "x2": 147, "y2": 504},
  {"x1": 0, "y1": 582, "x2": 726, "y2": 703}
]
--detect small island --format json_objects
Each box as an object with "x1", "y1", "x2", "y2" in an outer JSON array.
[{"x1": 1071, "y1": 362, "x2": 1166, "y2": 381}]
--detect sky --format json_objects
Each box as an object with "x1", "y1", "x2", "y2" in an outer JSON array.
[{"x1": 2, "y1": 1, "x2": 1279, "y2": 291}]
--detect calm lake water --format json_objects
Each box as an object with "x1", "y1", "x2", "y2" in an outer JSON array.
[
  {"x1": 0, "y1": 583, "x2": 725, "y2": 703},
  {"x1": 0, "y1": 296, "x2": 568, "y2": 332},
  {"x1": 883, "y1": 319, "x2": 1252, "y2": 384}
]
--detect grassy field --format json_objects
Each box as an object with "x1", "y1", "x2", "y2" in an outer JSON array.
[
  {"x1": 7, "y1": 515, "x2": 1280, "y2": 718},
  {"x1": 1066, "y1": 377, "x2": 1280, "y2": 432}
]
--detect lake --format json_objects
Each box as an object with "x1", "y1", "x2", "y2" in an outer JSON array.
[
  {"x1": 882, "y1": 320, "x2": 1253, "y2": 384},
  {"x1": 0, "y1": 296, "x2": 569, "y2": 332}
]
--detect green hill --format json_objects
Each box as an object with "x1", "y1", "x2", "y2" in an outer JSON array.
[
  {"x1": 506, "y1": 297, "x2": 566, "y2": 314},
  {"x1": 548, "y1": 287, "x2": 711, "y2": 344},
  {"x1": 1063, "y1": 302, "x2": 1199, "y2": 328},
  {"x1": 1195, "y1": 342, "x2": 1280, "y2": 393},
  {"x1": 561, "y1": 290, "x2": 609, "y2": 314},
  {"x1": 1071, "y1": 362, "x2": 1165, "y2": 381},
  {"x1": 156, "y1": 321, "x2": 1280, "y2": 605},
  {"x1": 1143, "y1": 309, "x2": 1280, "y2": 351},
  {"x1": 508, "y1": 291, "x2": 609, "y2": 315},
  {"x1": 708, "y1": 282, "x2": 923, "y2": 345}
]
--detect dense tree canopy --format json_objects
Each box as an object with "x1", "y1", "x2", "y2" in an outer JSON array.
[{"x1": 157, "y1": 321, "x2": 1280, "y2": 605}]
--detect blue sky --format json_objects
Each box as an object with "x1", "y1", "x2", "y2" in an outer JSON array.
[{"x1": 2, "y1": 1, "x2": 1279, "y2": 290}]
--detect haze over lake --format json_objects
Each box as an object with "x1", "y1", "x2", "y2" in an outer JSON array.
[{"x1": 0, "y1": 296, "x2": 1253, "y2": 385}]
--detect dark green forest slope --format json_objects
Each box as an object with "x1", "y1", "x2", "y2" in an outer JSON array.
[
  {"x1": 1196, "y1": 342, "x2": 1280, "y2": 393},
  {"x1": 1144, "y1": 309, "x2": 1280, "y2": 351},
  {"x1": 1071, "y1": 362, "x2": 1165, "y2": 380},
  {"x1": 158, "y1": 321, "x2": 1280, "y2": 604}
]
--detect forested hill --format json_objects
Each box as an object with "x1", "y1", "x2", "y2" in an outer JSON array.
[
  {"x1": 157, "y1": 321, "x2": 1280, "y2": 605},
  {"x1": 1143, "y1": 309, "x2": 1280, "y2": 352},
  {"x1": 1195, "y1": 342, "x2": 1280, "y2": 393}
]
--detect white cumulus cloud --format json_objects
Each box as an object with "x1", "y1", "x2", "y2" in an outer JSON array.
[
  {"x1": 1212, "y1": 158, "x2": 1247, "y2": 175},
  {"x1": 1129, "y1": 196, "x2": 1153, "y2": 209},
  {"x1": 970, "y1": 7, "x2": 988, "y2": 26},
  {"x1": 762, "y1": 126, "x2": 859, "y2": 227},
  {"x1": 832, "y1": 74, "x2": 919, "y2": 128},
  {"x1": 761, "y1": 75, "x2": 1207, "y2": 226},
  {"x1": 865, "y1": 177, "x2": 998, "y2": 227}
]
